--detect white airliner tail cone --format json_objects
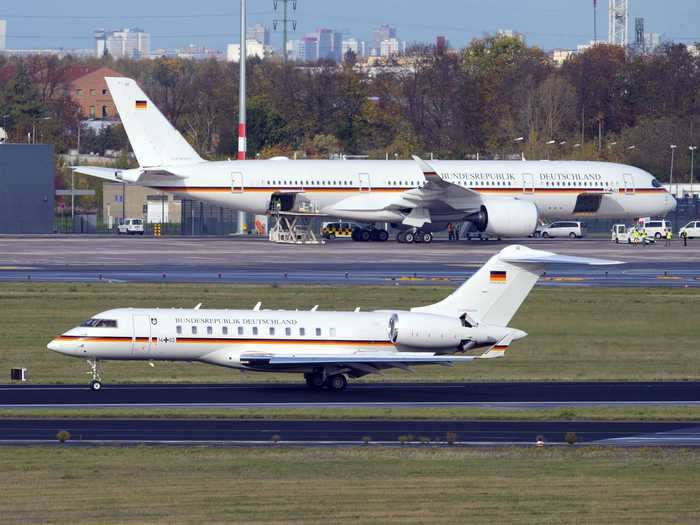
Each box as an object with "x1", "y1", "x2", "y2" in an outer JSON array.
[
  {"x1": 412, "y1": 245, "x2": 621, "y2": 326},
  {"x1": 105, "y1": 77, "x2": 202, "y2": 167}
]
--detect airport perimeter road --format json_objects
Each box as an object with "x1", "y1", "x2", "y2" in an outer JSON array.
[
  {"x1": 2, "y1": 382, "x2": 699, "y2": 408},
  {"x1": 1, "y1": 418, "x2": 698, "y2": 446},
  {"x1": 0, "y1": 236, "x2": 698, "y2": 287}
]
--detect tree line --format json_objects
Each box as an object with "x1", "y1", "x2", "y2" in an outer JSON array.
[{"x1": 1, "y1": 34, "x2": 699, "y2": 183}]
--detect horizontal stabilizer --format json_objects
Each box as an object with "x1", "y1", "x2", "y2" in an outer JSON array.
[
  {"x1": 499, "y1": 245, "x2": 622, "y2": 266},
  {"x1": 71, "y1": 166, "x2": 123, "y2": 182}
]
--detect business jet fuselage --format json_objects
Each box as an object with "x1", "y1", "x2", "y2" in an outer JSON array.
[{"x1": 48, "y1": 245, "x2": 620, "y2": 391}]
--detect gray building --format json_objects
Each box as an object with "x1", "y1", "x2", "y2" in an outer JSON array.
[{"x1": 0, "y1": 144, "x2": 54, "y2": 234}]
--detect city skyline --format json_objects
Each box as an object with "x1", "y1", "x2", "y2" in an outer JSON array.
[{"x1": 1, "y1": 0, "x2": 699, "y2": 53}]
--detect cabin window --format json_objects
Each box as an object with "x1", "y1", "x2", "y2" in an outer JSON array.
[
  {"x1": 315, "y1": 328, "x2": 322, "y2": 337},
  {"x1": 269, "y1": 327, "x2": 275, "y2": 336},
  {"x1": 222, "y1": 327, "x2": 228, "y2": 336},
  {"x1": 176, "y1": 325, "x2": 182, "y2": 335},
  {"x1": 191, "y1": 326, "x2": 197, "y2": 335},
  {"x1": 207, "y1": 326, "x2": 213, "y2": 335},
  {"x1": 237, "y1": 327, "x2": 244, "y2": 335},
  {"x1": 299, "y1": 328, "x2": 306, "y2": 336},
  {"x1": 252, "y1": 327, "x2": 258, "y2": 336},
  {"x1": 285, "y1": 327, "x2": 291, "y2": 336},
  {"x1": 330, "y1": 328, "x2": 336, "y2": 337}
]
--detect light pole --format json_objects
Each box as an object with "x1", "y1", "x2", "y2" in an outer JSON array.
[
  {"x1": 545, "y1": 140, "x2": 556, "y2": 160},
  {"x1": 690, "y1": 146, "x2": 697, "y2": 197},
  {"x1": 514, "y1": 136, "x2": 524, "y2": 159},
  {"x1": 670, "y1": 145, "x2": 677, "y2": 197}
]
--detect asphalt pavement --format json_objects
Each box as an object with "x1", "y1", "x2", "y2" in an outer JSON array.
[
  {"x1": 2, "y1": 381, "x2": 698, "y2": 408},
  {"x1": 1, "y1": 418, "x2": 698, "y2": 446},
  {"x1": 0, "y1": 235, "x2": 698, "y2": 287}
]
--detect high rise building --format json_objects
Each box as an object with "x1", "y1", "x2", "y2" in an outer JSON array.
[
  {"x1": 372, "y1": 24, "x2": 396, "y2": 53},
  {"x1": 0, "y1": 20, "x2": 6, "y2": 51},
  {"x1": 246, "y1": 24, "x2": 270, "y2": 45},
  {"x1": 379, "y1": 38, "x2": 401, "y2": 57},
  {"x1": 317, "y1": 28, "x2": 334, "y2": 60},
  {"x1": 95, "y1": 28, "x2": 150, "y2": 59},
  {"x1": 226, "y1": 40, "x2": 272, "y2": 62},
  {"x1": 342, "y1": 38, "x2": 361, "y2": 59},
  {"x1": 298, "y1": 36, "x2": 318, "y2": 62}
]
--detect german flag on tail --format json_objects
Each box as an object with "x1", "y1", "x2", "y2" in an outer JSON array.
[
  {"x1": 135, "y1": 100, "x2": 148, "y2": 110},
  {"x1": 490, "y1": 270, "x2": 507, "y2": 283}
]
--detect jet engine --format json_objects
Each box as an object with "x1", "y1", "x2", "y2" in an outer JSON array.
[
  {"x1": 389, "y1": 313, "x2": 464, "y2": 349},
  {"x1": 466, "y1": 199, "x2": 538, "y2": 238}
]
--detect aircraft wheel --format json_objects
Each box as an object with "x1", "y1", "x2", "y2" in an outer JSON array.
[
  {"x1": 90, "y1": 380, "x2": 102, "y2": 391},
  {"x1": 377, "y1": 230, "x2": 389, "y2": 242},
  {"x1": 396, "y1": 231, "x2": 406, "y2": 243},
  {"x1": 404, "y1": 231, "x2": 415, "y2": 244},
  {"x1": 421, "y1": 232, "x2": 433, "y2": 243},
  {"x1": 326, "y1": 374, "x2": 348, "y2": 391},
  {"x1": 351, "y1": 229, "x2": 361, "y2": 241},
  {"x1": 360, "y1": 230, "x2": 371, "y2": 242},
  {"x1": 370, "y1": 230, "x2": 380, "y2": 241},
  {"x1": 305, "y1": 373, "x2": 325, "y2": 390}
]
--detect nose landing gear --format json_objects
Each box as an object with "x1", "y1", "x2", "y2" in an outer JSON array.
[{"x1": 87, "y1": 359, "x2": 103, "y2": 391}]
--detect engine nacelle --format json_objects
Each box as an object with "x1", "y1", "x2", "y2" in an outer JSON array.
[
  {"x1": 467, "y1": 199, "x2": 538, "y2": 238},
  {"x1": 390, "y1": 313, "x2": 464, "y2": 349}
]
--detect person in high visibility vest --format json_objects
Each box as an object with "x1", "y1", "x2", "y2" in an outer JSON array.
[{"x1": 665, "y1": 229, "x2": 672, "y2": 247}]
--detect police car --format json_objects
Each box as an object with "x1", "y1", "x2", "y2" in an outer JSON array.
[{"x1": 321, "y1": 222, "x2": 361, "y2": 239}]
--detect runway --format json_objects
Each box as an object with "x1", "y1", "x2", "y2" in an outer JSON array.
[
  {"x1": 0, "y1": 236, "x2": 698, "y2": 287},
  {"x1": 2, "y1": 382, "x2": 699, "y2": 408},
  {"x1": 1, "y1": 418, "x2": 698, "y2": 446}
]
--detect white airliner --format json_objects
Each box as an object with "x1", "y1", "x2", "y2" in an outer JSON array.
[
  {"x1": 74, "y1": 77, "x2": 675, "y2": 243},
  {"x1": 48, "y1": 245, "x2": 619, "y2": 391}
]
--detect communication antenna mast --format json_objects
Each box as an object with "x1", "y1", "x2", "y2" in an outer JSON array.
[
  {"x1": 273, "y1": 0, "x2": 297, "y2": 63},
  {"x1": 608, "y1": 0, "x2": 629, "y2": 47},
  {"x1": 635, "y1": 17, "x2": 645, "y2": 53}
]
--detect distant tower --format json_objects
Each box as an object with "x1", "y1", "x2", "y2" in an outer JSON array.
[
  {"x1": 634, "y1": 17, "x2": 645, "y2": 53},
  {"x1": 608, "y1": 0, "x2": 630, "y2": 47},
  {"x1": 273, "y1": 0, "x2": 297, "y2": 63}
]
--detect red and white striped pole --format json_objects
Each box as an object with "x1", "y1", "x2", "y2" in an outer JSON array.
[{"x1": 238, "y1": 0, "x2": 247, "y2": 160}]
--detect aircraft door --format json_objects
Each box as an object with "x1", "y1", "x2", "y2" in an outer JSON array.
[
  {"x1": 231, "y1": 172, "x2": 244, "y2": 193},
  {"x1": 132, "y1": 315, "x2": 153, "y2": 356},
  {"x1": 623, "y1": 174, "x2": 635, "y2": 195},
  {"x1": 358, "y1": 172, "x2": 371, "y2": 192},
  {"x1": 522, "y1": 173, "x2": 535, "y2": 194}
]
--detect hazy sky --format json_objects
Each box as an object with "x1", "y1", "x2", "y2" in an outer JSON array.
[{"x1": 3, "y1": 0, "x2": 699, "y2": 52}]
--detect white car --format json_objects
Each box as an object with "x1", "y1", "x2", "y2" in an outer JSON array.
[
  {"x1": 536, "y1": 221, "x2": 585, "y2": 239},
  {"x1": 679, "y1": 220, "x2": 700, "y2": 239},
  {"x1": 117, "y1": 218, "x2": 144, "y2": 235},
  {"x1": 640, "y1": 219, "x2": 672, "y2": 239}
]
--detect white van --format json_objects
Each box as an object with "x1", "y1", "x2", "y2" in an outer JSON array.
[
  {"x1": 640, "y1": 219, "x2": 671, "y2": 239},
  {"x1": 679, "y1": 220, "x2": 700, "y2": 239},
  {"x1": 611, "y1": 224, "x2": 632, "y2": 243},
  {"x1": 117, "y1": 218, "x2": 144, "y2": 235},
  {"x1": 537, "y1": 221, "x2": 585, "y2": 239}
]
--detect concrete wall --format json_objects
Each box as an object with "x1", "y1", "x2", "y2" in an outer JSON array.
[{"x1": 0, "y1": 144, "x2": 54, "y2": 233}]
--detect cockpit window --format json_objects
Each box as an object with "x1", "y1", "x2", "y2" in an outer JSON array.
[
  {"x1": 80, "y1": 319, "x2": 117, "y2": 328},
  {"x1": 651, "y1": 179, "x2": 663, "y2": 188}
]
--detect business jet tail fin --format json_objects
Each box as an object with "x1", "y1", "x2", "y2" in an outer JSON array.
[
  {"x1": 412, "y1": 245, "x2": 621, "y2": 326},
  {"x1": 105, "y1": 77, "x2": 202, "y2": 168}
]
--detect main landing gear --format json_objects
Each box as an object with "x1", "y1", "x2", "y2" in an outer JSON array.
[
  {"x1": 87, "y1": 359, "x2": 103, "y2": 391},
  {"x1": 396, "y1": 230, "x2": 433, "y2": 244},
  {"x1": 351, "y1": 227, "x2": 389, "y2": 242},
  {"x1": 304, "y1": 371, "x2": 348, "y2": 391}
]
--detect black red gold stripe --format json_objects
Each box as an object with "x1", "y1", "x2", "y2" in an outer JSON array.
[
  {"x1": 150, "y1": 186, "x2": 666, "y2": 194},
  {"x1": 490, "y1": 271, "x2": 507, "y2": 283},
  {"x1": 135, "y1": 100, "x2": 147, "y2": 109}
]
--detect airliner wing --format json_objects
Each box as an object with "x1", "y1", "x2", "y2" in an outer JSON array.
[{"x1": 240, "y1": 352, "x2": 480, "y2": 368}]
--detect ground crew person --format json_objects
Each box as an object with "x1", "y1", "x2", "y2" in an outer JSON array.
[
  {"x1": 455, "y1": 223, "x2": 461, "y2": 241},
  {"x1": 665, "y1": 229, "x2": 672, "y2": 247},
  {"x1": 447, "y1": 222, "x2": 454, "y2": 241},
  {"x1": 682, "y1": 230, "x2": 688, "y2": 247}
]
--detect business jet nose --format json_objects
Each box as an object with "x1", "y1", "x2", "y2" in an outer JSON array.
[{"x1": 47, "y1": 338, "x2": 72, "y2": 355}]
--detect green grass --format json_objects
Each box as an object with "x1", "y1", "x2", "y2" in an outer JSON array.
[
  {"x1": 1, "y1": 283, "x2": 699, "y2": 384},
  {"x1": 0, "y1": 446, "x2": 699, "y2": 524},
  {"x1": 1, "y1": 405, "x2": 699, "y2": 421}
]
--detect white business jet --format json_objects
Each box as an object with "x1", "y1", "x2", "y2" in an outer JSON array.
[
  {"x1": 48, "y1": 245, "x2": 619, "y2": 391},
  {"x1": 73, "y1": 77, "x2": 674, "y2": 244}
]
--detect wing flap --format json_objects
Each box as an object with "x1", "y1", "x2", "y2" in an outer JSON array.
[{"x1": 240, "y1": 352, "x2": 479, "y2": 366}]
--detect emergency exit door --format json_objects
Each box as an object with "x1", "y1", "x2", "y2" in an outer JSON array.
[
  {"x1": 231, "y1": 172, "x2": 244, "y2": 193},
  {"x1": 522, "y1": 173, "x2": 535, "y2": 193},
  {"x1": 358, "y1": 172, "x2": 371, "y2": 192},
  {"x1": 132, "y1": 315, "x2": 152, "y2": 356},
  {"x1": 623, "y1": 174, "x2": 635, "y2": 195}
]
